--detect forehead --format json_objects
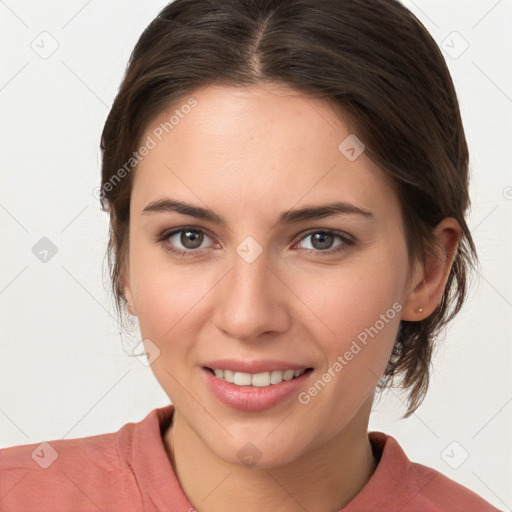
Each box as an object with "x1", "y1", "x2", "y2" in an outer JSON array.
[{"x1": 132, "y1": 83, "x2": 400, "y2": 226}]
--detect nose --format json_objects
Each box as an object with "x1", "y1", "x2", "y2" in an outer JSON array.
[{"x1": 213, "y1": 245, "x2": 291, "y2": 342}]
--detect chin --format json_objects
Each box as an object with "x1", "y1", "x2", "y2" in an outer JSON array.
[{"x1": 205, "y1": 432, "x2": 308, "y2": 470}]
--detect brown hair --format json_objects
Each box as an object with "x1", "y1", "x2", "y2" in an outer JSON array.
[{"x1": 100, "y1": 0, "x2": 477, "y2": 417}]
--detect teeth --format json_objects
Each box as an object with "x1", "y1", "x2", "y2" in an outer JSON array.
[
  {"x1": 211, "y1": 368, "x2": 307, "y2": 386},
  {"x1": 250, "y1": 372, "x2": 268, "y2": 387},
  {"x1": 223, "y1": 369, "x2": 234, "y2": 383},
  {"x1": 234, "y1": 372, "x2": 252, "y2": 386},
  {"x1": 270, "y1": 370, "x2": 285, "y2": 384}
]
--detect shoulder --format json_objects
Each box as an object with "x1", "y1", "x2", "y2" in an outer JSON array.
[
  {"x1": 354, "y1": 432, "x2": 501, "y2": 512},
  {"x1": 0, "y1": 416, "x2": 143, "y2": 511},
  {"x1": 404, "y1": 459, "x2": 501, "y2": 511}
]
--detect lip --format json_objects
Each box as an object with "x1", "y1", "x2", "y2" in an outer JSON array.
[
  {"x1": 202, "y1": 366, "x2": 314, "y2": 412},
  {"x1": 202, "y1": 358, "x2": 313, "y2": 374}
]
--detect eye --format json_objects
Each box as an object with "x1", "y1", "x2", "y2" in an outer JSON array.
[
  {"x1": 158, "y1": 227, "x2": 215, "y2": 257},
  {"x1": 158, "y1": 227, "x2": 355, "y2": 258},
  {"x1": 294, "y1": 229, "x2": 355, "y2": 256}
]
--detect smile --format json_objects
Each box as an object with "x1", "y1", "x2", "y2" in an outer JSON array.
[{"x1": 206, "y1": 367, "x2": 314, "y2": 387}]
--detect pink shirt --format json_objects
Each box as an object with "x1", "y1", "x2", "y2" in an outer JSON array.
[{"x1": 0, "y1": 404, "x2": 499, "y2": 511}]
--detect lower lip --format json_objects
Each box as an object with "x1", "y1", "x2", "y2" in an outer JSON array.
[{"x1": 202, "y1": 367, "x2": 313, "y2": 412}]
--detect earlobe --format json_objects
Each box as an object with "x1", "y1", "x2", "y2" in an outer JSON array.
[
  {"x1": 401, "y1": 217, "x2": 460, "y2": 321},
  {"x1": 401, "y1": 276, "x2": 429, "y2": 321},
  {"x1": 124, "y1": 291, "x2": 137, "y2": 317},
  {"x1": 120, "y1": 264, "x2": 137, "y2": 316},
  {"x1": 127, "y1": 301, "x2": 136, "y2": 316}
]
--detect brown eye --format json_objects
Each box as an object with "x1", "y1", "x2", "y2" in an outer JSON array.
[
  {"x1": 296, "y1": 230, "x2": 353, "y2": 252},
  {"x1": 177, "y1": 229, "x2": 204, "y2": 249},
  {"x1": 158, "y1": 227, "x2": 216, "y2": 257},
  {"x1": 310, "y1": 232, "x2": 335, "y2": 250}
]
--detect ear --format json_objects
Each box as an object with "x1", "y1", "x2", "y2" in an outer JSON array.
[
  {"x1": 120, "y1": 260, "x2": 137, "y2": 317},
  {"x1": 402, "y1": 217, "x2": 460, "y2": 321}
]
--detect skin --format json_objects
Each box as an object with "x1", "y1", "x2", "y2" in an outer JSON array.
[{"x1": 122, "y1": 82, "x2": 460, "y2": 512}]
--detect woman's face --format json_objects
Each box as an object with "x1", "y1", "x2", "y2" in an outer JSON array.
[{"x1": 124, "y1": 83, "x2": 418, "y2": 467}]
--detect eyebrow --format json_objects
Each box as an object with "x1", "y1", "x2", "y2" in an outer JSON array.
[{"x1": 142, "y1": 198, "x2": 375, "y2": 225}]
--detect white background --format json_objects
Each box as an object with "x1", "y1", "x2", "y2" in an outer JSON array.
[{"x1": 0, "y1": 0, "x2": 511, "y2": 509}]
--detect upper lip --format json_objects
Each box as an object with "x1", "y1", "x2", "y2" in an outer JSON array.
[{"x1": 203, "y1": 358, "x2": 313, "y2": 374}]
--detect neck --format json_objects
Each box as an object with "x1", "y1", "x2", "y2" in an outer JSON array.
[{"x1": 164, "y1": 399, "x2": 377, "y2": 512}]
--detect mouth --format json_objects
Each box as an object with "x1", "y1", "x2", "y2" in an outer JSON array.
[
  {"x1": 204, "y1": 367, "x2": 314, "y2": 387},
  {"x1": 202, "y1": 365, "x2": 315, "y2": 411}
]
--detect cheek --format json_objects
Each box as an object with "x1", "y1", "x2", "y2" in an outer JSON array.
[
  {"x1": 129, "y1": 242, "x2": 222, "y2": 348},
  {"x1": 130, "y1": 262, "x2": 214, "y2": 396},
  {"x1": 290, "y1": 257, "x2": 404, "y2": 334},
  {"x1": 287, "y1": 256, "x2": 404, "y2": 382},
  {"x1": 293, "y1": 272, "x2": 402, "y2": 423}
]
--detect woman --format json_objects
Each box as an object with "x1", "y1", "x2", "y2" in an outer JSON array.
[{"x1": 0, "y1": 0, "x2": 500, "y2": 510}]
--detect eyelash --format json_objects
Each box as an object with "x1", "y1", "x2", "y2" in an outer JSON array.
[{"x1": 157, "y1": 226, "x2": 356, "y2": 258}]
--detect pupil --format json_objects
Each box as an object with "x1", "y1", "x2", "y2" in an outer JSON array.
[
  {"x1": 313, "y1": 232, "x2": 333, "y2": 250},
  {"x1": 182, "y1": 230, "x2": 202, "y2": 249}
]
